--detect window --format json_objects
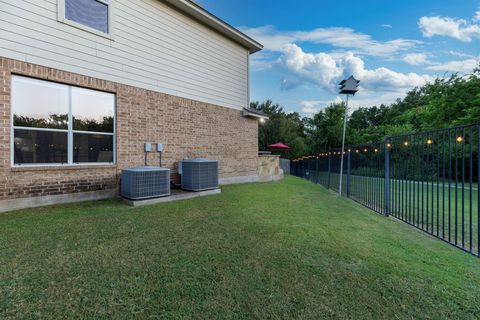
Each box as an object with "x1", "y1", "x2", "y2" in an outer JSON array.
[
  {"x1": 63, "y1": 0, "x2": 110, "y2": 34},
  {"x1": 12, "y1": 76, "x2": 115, "y2": 166}
]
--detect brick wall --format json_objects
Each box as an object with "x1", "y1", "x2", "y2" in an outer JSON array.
[{"x1": 0, "y1": 57, "x2": 259, "y2": 201}]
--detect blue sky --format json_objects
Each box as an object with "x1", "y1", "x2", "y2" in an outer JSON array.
[{"x1": 197, "y1": 0, "x2": 480, "y2": 116}]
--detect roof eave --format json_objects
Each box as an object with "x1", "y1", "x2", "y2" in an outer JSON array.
[
  {"x1": 242, "y1": 108, "x2": 270, "y2": 120},
  {"x1": 163, "y1": 0, "x2": 263, "y2": 54}
]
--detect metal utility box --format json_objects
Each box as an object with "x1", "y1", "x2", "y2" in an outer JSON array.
[
  {"x1": 121, "y1": 166, "x2": 170, "y2": 200},
  {"x1": 180, "y1": 158, "x2": 219, "y2": 191}
]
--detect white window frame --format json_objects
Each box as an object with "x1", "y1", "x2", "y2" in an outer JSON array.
[
  {"x1": 11, "y1": 76, "x2": 117, "y2": 168},
  {"x1": 57, "y1": 0, "x2": 114, "y2": 39}
]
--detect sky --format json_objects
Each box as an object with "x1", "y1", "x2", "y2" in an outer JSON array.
[{"x1": 196, "y1": 0, "x2": 480, "y2": 116}]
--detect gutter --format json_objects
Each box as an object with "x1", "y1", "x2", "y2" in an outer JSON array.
[{"x1": 242, "y1": 108, "x2": 269, "y2": 120}]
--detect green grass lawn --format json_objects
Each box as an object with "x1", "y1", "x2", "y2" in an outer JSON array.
[
  {"x1": 308, "y1": 170, "x2": 479, "y2": 253},
  {"x1": 1, "y1": 176, "x2": 480, "y2": 319}
]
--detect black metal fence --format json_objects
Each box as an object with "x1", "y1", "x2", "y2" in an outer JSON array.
[{"x1": 291, "y1": 124, "x2": 480, "y2": 257}]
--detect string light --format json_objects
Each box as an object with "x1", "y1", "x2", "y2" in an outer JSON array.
[
  {"x1": 427, "y1": 139, "x2": 433, "y2": 145},
  {"x1": 456, "y1": 136, "x2": 463, "y2": 143},
  {"x1": 355, "y1": 150, "x2": 359, "y2": 153},
  {"x1": 374, "y1": 149, "x2": 378, "y2": 153},
  {"x1": 386, "y1": 143, "x2": 392, "y2": 148},
  {"x1": 404, "y1": 141, "x2": 409, "y2": 147},
  {"x1": 364, "y1": 148, "x2": 368, "y2": 152}
]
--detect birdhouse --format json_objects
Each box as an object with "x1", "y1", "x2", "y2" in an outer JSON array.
[{"x1": 339, "y1": 75, "x2": 360, "y2": 95}]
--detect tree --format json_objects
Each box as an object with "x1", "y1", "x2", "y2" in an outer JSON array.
[
  {"x1": 252, "y1": 63, "x2": 480, "y2": 158},
  {"x1": 304, "y1": 102, "x2": 346, "y2": 152},
  {"x1": 251, "y1": 100, "x2": 307, "y2": 159}
]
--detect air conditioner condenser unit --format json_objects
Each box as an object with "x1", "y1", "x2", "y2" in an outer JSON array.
[
  {"x1": 121, "y1": 166, "x2": 170, "y2": 200},
  {"x1": 180, "y1": 158, "x2": 219, "y2": 191}
]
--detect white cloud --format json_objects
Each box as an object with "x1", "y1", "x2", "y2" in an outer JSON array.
[
  {"x1": 427, "y1": 58, "x2": 479, "y2": 73},
  {"x1": 381, "y1": 24, "x2": 393, "y2": 28},
  {"x1": 241, "y1": 25, "x2": 420, "y2": 57},
  {"x1": 403, "y1": 53, "x2": 430, "y2": 65},
  {"x1": 299, "y1": 92, "x2": 410, "y2": 117},
  {"x1": 299, "y1": 98, "x2": 343, "y2": 116},
  {"x1": 249, "y1": 51, "x2": 276, "y2": 70},
  {"x1": 277, "y1": 44, "x2": 340, "y2": 91},
  {"x1": 300, "y1": 101, "x2": 323, "y2": 116},
  {"x1": 346, "y1": 92, "x2": 407, "y2": 109},
  {"x1": 419, "y1": 16, "x2": 480, "y2": 42},
  {"x1": 447, "y1": 51, "x2": 475, "y2": 58},
  {"x1": 277, "y1": 44, "x2": 432, "y2": 93},
  {"x1": 474, "y1": 10, "x2": 480, "y2": 22}
]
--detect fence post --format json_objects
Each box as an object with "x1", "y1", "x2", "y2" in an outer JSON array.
[
  {"x1": 384, "y1": 139, "x2": 390, "y2": 217},
  {"x1": 327, "y1": 150, "x2": 331, "y2": 189},
  {"x1": 347, "y1": 147, "x2": 351, "y2": 197},
  {"x1": 302, "y1": 160, "x2": 305, "y2": 178}
]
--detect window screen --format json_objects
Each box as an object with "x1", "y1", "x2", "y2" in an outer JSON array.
[{"x1": 65, "y1": 0, "x2": 109, "y2": 34}]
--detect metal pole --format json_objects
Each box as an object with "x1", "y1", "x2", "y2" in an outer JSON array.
[{"x1": 339, "y1": 95, "x2": 349, "y2": 195}]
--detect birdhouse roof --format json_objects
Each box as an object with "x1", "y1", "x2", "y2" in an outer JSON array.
[{"x1": 339, "y1": 75, "x2": 360, "y2": 85}]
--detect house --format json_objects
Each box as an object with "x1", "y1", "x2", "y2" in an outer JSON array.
[{"x1": 0, "y1": 0, "x2": 264, "y2": 212}]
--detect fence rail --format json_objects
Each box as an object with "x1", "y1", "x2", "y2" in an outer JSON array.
[{"x1": 291, "y1": 124, "x2": 480, "y2": 257}]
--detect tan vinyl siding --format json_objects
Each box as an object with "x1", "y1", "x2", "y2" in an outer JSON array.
[{"x1": 0, "y1": 0, "x2": 249, "y2": 110}]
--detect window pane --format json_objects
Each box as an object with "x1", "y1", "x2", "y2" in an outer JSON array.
[
  {"x1": 73, "y1": 133, "x2": 113, "y2": 163},
  {"x1": 12, "y1": 76, "x2": 69, "y2": 129},
  {"x1": 72, "y1": 87, "x2": 115, "y2": 133},
  {"x1": 14, "y1": 129, "x2": 68, "y2": 164},
  {"x1": 65, "y1": 0, "x2": 109, "y2": 33}
]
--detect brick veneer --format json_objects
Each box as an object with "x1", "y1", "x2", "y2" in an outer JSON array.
[{"x1": 0, "y1": 57, "x2": 258, "y2": 201}]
